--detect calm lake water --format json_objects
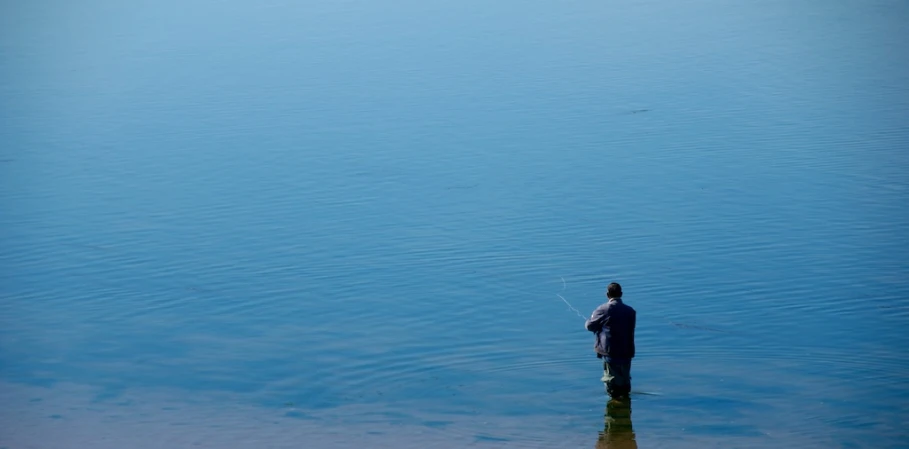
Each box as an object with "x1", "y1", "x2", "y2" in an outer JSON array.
[{"x1": 2, "y1": 0, "x2": 908, "y2": 448}]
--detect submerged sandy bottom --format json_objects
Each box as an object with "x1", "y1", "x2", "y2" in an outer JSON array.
[
  {"x1": 1, "y1": 381, "x2": 583, "y2": 449},
  {"x1": 1, "y1": 380, "x2": 854, "y2": 449}
]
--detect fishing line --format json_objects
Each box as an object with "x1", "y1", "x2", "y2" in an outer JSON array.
[
  {"x1": 556, "y1": 277, "x2": 729, "y2": 332},
  {"x1": 557, "y1": 276, "x2": 587, "y2": 321}
]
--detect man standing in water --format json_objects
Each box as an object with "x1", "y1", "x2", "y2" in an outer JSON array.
[{"x1": 586, "y1": 282, "x2": 636, "y2": 398}]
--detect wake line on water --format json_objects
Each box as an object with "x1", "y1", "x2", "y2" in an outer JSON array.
[{"x1": 557, "y1": 276, "x2": 587, "y2": 321}]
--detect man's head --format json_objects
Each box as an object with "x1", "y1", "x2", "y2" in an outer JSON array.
[{"x1": 606, "y1": 282, "x2": 623, "y2": 299}]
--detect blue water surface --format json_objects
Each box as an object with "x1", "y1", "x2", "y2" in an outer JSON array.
[{"x1": 1, "y1": 0, "x2": 907, "y2": 448}]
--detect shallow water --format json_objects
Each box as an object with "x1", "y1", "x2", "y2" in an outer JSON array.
[{"x1": 2, "y1": 0, "x2": 908, "y2": 447}]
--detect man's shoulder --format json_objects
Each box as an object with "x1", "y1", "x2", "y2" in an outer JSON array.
[{"x1": 618, "y1": 300, "x2": 636, "y2": 313}]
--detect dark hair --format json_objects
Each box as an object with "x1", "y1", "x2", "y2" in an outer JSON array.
[{"x1": 607, "y1": 282, "x2": 623, "y2": 299}]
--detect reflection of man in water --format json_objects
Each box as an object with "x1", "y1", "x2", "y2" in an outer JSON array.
[
  {"x1": 596, "y1": 398, "x2": 637, "y2": 449},
  {"x1": 585, "y1": 282, "x2": 636, "y2": 398}
]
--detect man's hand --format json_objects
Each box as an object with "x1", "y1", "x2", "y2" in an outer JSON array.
[{"x1": 585, "y1": 305, "x2": 607, "y2": 332}]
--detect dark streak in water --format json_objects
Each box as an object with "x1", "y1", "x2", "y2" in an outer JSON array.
[
  {"x1": 423, "y1": 420, "x2": 453, "y2": 428},
  {"x1": 445, "y1": 184, "x2": 479, "y2": 190},
  {"x1": 619, "y1": 109, "x2": 651, "y2": 115}
]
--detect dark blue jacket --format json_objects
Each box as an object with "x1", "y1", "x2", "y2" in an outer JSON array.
[{"x1": 585, "y1": 298, "x2": 636, "y2": 360}]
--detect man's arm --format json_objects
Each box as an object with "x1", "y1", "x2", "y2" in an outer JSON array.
[{"x1": 585, "y1": 305, "x2": 608, "y2": 332}]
